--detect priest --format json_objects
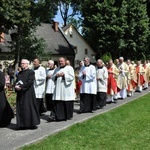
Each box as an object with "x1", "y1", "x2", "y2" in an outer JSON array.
[
  {"x1": 49, "y1": 57, "x2": 75, "y2": 121},
  {"x1": 96, "y1": 59, "x2": 108, "y2": 109},
  {"x1": 45, "y1": 60, "x2": 55, "y2": 117},
  {"x1": 15, "y1": 59, "x2": 40, "y2": 129},
  {"x1": 0, "y1": 70, "x2": 14, "y2": 127},
  {"x1": 33, "y1": 58, "x2": 46, "y2": 115},
  {"x1": 107, "y1": 59, "x2": 119, "y2": 103},
  {"x1": 117, "y1": 57, "x2": 129, "y2": 99},
  {"x1": 78, "y1": 56, "x2": 97, "y2": 113}
]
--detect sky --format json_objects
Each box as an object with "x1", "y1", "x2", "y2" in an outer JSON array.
[
  {"x1": 53, "y1": 7, "x2": 81, "y2": 27},
  {"x1": 53, "y1": 9, "x2": 64, "y2": 26}
]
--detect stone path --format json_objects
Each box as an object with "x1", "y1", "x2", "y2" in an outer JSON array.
[{"x1": 0, "y1": 89, "x2": 149, "y2": 150}]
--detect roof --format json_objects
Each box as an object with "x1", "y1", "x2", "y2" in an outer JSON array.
[
  {"x1": 36, "y1": 23, "x2": 75, "y2": 55},
  {"x1": 62, "y1": 25, "x2": 70, "y2": 31}
]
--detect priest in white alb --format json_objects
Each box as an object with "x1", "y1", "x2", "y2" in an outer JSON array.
[
  {"x1": 96, "y1": 59, "x2": 108, "y2": 109},
  {"x1": 33, "y1": 58, "x2": 46, "y2": 115},
  {"x1": 45, "y1": 60, "x2": 55, "y2": 118},
  {"x1": 78, "y1": 56, "x2": 97, "y2": 113},
  {"x1": 49, "y1": 57, "x2": 75, "y2": 121}
]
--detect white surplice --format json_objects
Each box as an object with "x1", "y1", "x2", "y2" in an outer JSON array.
[
  {"x1": 34, "y1": 66, "x2": 46, "y2": 98},
  {"x1": 96, "y1": 66, "x2": 108, "y2": 93},
  {"x1": 79, "y1": 65, "x2": 97, "y2": 95},
  {"x1": 46, "y1": 68, "x2": 55, "y2": 94},
  {"x1": 52, "y1": 65, "x2": 75, "y2": 101}
]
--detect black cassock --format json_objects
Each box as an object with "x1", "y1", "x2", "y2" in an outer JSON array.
[
  {"x1": 16, "y1": 69, "x2": 40, "y2": 128},
  {"x1": 0, "y1": 71, "x2": 14, "y2": 127}
]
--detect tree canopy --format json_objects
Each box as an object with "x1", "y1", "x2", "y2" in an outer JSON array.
[
  {"x1": 81, "y1": 0, "x2": 150, "y2": 60},
  {"x1": 56, "y1": 0, "x2": 82, "y2": 26},
  {"x1": 1, "y1": 0, "x2": 150, "y2": 64},
  {"x1": 0, "y1": 0, "x2": 57, "y2": 68}
]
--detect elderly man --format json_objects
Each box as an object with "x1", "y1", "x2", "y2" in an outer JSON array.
[
  {"x1": 107, "y1": 59, "x2": 119, "y2": 103},
  {"x1": 33, "y1": 58, "x2": 46, "y2": 115},
  {"x1": 117, "y1": 57, "x2": 129, "y2": 99},
  {"x1": 136, "y1": 60, "x2": 145, "y2": 92},
  {"x1": 96, "y1": 59, "x2": 108, "y2": 109},
  {"x1": 15, "y1": 59, "x2": 40, "y2": 130},
  {"x1": 45, "y1": 60, "x2": 55, "y2": 114},
  {"x1": 143, "y1": 60, "x2": 149, "y2": 90},
  {"x1": 78, "y1": 56, "x2": 97, "y2": 113},
  {"x1": 126, "y1": 59, "x2": 136, "y2": 97},
  {"x1": 48, "y1": 57, "x2": 75, "y2": 121},
  {"x1": 0, "y1": 70, "x2": 14, "y2": 127}
]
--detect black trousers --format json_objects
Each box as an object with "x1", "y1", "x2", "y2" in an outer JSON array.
[
  {"x1": 80, "y1": 93, "x2": 97, "y2": 112},
  {"x1": 45, "y1": 94, "x2": 53, "y2": 111},
  {"x1": 36, "y1": 98, "x2": 46, "y2": 114},
  {"x1": 97, "y1": 92, "x2": 107, "y2": 107},
  {"x1": 52, "y1": 100, "x2": 74, "y2": 121}
]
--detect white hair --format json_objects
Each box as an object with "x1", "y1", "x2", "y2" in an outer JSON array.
[
  {"x1": 119, "y1": 57, "x2": 124, "y2": 60},
  {"x1": 21, "y1": 59, "x2": 29, "y2": 64},
  {"x1": 97, "y1": 59, "x2": 103, "y2": 62},
  {"x1": 48, "y1": 60, "x2": 54, "y2": 64}
]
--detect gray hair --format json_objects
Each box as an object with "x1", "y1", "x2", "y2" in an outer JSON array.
[
  {"x1": 84, "y1": 56, "x2": 90, "y2": 61},
  {"x1": 21, "y1": 59, "x2": 29, "y2": 64},
  {"x1": 119, "y1": 57, "x2": 124, "y2": 60},
  {"x1": 48, "y1": 60, "x2": 54, "y2": 64}
]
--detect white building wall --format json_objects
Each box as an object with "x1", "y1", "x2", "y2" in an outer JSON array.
[{"x1": 64, "y1": 27, "x2": 96, "y2": 67}]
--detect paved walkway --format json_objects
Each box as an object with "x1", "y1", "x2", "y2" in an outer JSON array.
[{"x1": 0, "y1": 89, "x2": 149, "y2": 150}]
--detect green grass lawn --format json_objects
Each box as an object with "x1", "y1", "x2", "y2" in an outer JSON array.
[{"x1": 21, "y1": 93, "x2": 150, "y2": 150}]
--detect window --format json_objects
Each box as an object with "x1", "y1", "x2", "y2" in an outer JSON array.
[{"x1": 85, "y1": 48, "x2": 88, "y2": 55}]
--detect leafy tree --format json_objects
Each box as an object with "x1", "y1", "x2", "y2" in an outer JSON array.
[
  {"x1": 31, "y1": 0, "x2": 58, "y2": 24},
  {"x1": 0, "y1": 0, "x2": 57, "y2": 70},
  {"x1": 81, "y1": 0, "x2": 122, "y2": 59},
  {"x1": 10, "y1": 29, "x2": 46, "y2": 62},
  {"x1": 67, "y1": 17, "x2": 83, "y2": 30},
  {"x1": 124, "y1": 0, "x2": 150, "y2": 60},
  {"x1": 81, "y1": 0, "x2": 150, "y2": 60},
  {"x1": 56, "y1": 0, "x2": 82, "y2": 26}
]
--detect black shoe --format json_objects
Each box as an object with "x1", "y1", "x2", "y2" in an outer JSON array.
[
  {"x1": 47, "y1": 116, "x2": 56, "y2": 122},
  {"x1": 107, "y1": 101, "x2": 112, "y2": 104},
  {"x1": 90, "y1": 110, "x2": 94, "y2": 113},
  {"x1": 40, "y1": 109, "x2": 47, "y2": 115},
  {"x1": 100, "y1": 106, "x2": 104, "y2": 109},
  {"x1": 96, "y1": 106, "x2": 100, "y2": 109},
  {"x1": 16, "y1": 127, "x2": 27, "y2": 130},
  {"x1": 29, "y1": 126, "x2": 38, "y2": 130},
  {"x1": 77, "y1": 110, "x2": 83, "y2": 114}
]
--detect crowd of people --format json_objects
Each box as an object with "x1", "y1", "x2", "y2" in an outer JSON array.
[{"x1": 0, "y1": 56, "x2": 150, "y2": 130}]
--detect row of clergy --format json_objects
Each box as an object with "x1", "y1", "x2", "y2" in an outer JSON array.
[
  {"x1": 75, "y1": 57, "x2": 150, "y2": 108},
  {"x1": 1, "y1": 56, "x2": 149, "y2": 128},
  {"x1": 43, "y1": 56, "x2": 150, "y2": 115}
]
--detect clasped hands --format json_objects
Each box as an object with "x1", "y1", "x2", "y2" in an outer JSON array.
[{"x1": 56, "y1": 72, "x2": 65, "y2": 77}]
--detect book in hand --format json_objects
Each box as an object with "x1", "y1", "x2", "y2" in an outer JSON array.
[{"x1": 16, "y1": 80, "x2": 24, "y2": 86}]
